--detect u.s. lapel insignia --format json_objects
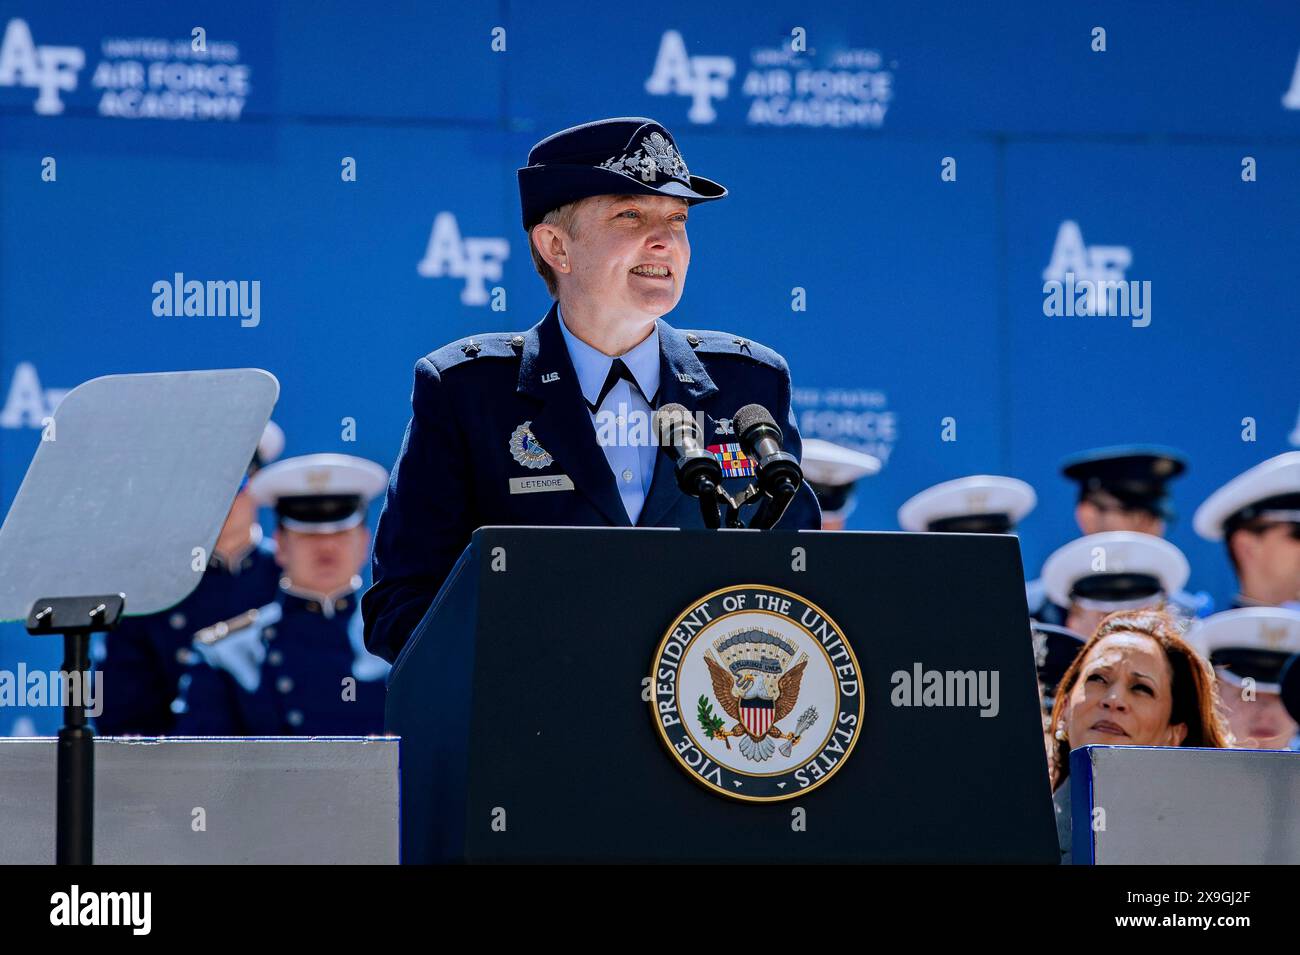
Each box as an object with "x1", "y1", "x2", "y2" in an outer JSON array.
[
  {"x1": 714, "y1": 417, "x2": 735, "y2": 436},
  {"x1": 510, "y1": 421, "x2": 553, "y2": 469}
]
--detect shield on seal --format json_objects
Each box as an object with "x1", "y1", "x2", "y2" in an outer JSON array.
[{"x1": 740, "y1": 697, "x2": 774, "y2": 738}]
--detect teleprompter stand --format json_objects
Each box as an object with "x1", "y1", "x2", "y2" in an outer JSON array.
[
  {"x1": 26, "y1": 595, "x2": 125, "y2": 864},
  {"x1": 0, "y1": 369, "x2": 280, "y2": 864}
]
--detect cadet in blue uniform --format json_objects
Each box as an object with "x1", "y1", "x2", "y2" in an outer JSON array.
[
  {"x1": 1030, "y1": 620, "x2": 1085, "y2": 741},
  {"x1": 1027, "y1": 446, "x2": 1210, "y2": 624},
  {"x1": 1193, "y1": 451, "x2": 1300, "y2": 610},
  {"x1": 897, "y1": 474, "x2": 1037, "y2": 534},
  {"x1": 363, "y1": 117, "x2": 821, "y2": 663},
  {"x1": 800, "y1": 438, "x2": 880, "y2": 531},
  {"x1": 94, "y1": 423, "x2": 285, "y2": 735},
  {"x1": 1188, "y1": 606, "x2": 1300, "y2": 750},
  {"x1": 174, "y1": 454, "x2": 391, "y2": 736},
  {"x1": 1039, "y1": 530, "x2": 1191, "y2": 636}
]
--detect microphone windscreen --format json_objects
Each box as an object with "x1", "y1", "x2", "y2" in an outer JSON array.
[
  {"x1": 654, "y1": 403, "x2": 696, "y2": 443},
  {"x1": 733, "y1": 403, "x2": 780, "y2": 441}
]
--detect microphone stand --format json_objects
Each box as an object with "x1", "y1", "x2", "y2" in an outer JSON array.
[{"x1": 696, "y1": 478, "x2": 722, "y2": 529}]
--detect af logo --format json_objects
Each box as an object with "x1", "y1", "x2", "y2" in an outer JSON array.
[
  {"x1": 650, "y1": 584, "x2": 862, "y2": 801},
  {"x1": 645, "y1": 30, "x2": 735, "y2": 124},
  {"x1": 1042, "y1": 220, "x2": 1131, "y2": 291},
  {"x1": 0, "y1": 19, "x2": 85, "y2": 116},
  {"x1": 416, "y1": 211, "x2": 510, "y2": 307},
  {"x1": 0, "y1": 362, "x2": 69, "y2": 429}
]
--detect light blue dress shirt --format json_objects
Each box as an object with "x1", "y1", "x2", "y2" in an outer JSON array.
[{"x1": 557, "y1": 303, "x2": 661, "y2": 524}]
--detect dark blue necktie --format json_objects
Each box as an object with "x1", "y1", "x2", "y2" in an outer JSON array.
[{"x1": 587, "y1": 358, "x2": 650, "y2": 413}]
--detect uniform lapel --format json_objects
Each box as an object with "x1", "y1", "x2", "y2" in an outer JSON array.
[
  {"x1": 636, "y1": 319, "x2": 719, "y2": 528},
  {"x1": 517, "y1": 303, "x2": 632, "y2": 527}
]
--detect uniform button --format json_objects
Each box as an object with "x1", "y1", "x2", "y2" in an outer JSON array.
[
  {"x1": 175, "y1": 648, "x2": 195, "y2": 665},
  {"x1": 267, "y1": 650, "x2": 283, "y2": 666},
  {"x1": 622, "y1": 468, "x2": 634, "y2": 483},
  {"x1": 511, "y1": 335, "x2": 524, "y2": 347},
  {"x1": 277, "y1": 677, "x2": 294, "y2": 694},
  {"x1": 686, "y1": 333, "x2": 701, "y2": 347},
  {"x1": 169, "y1": 613, "x2": 186, "y2": 630},
  {"x1": 263, "y1": 627, "x2": 276, "y2": 640},
  {"x1": 286, "y1": 710, "x2": 304, "y2": 728}
]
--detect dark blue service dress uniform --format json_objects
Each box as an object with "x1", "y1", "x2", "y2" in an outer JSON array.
[
  {"x1": 94, "y1": 541, "x2": 280, "y2": 735},
  {"x1": 362, "y1": 302, "x2": 822, "y2": 662},
  {"x1": 174, "y1": 587, "x2": 389, "y2": 735}
]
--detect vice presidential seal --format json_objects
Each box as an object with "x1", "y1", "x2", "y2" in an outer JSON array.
[{"x1": 649, "y1": 584, "x2": 862, "y2": 802}]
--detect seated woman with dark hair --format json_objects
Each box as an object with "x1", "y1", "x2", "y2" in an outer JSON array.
[{"x1": 1047, "y1": 609, "x2": 1228, "y2": 863}]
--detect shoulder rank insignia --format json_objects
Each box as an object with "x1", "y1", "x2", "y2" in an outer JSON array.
[
  {"x1": 194, "y1": 608, "x2": 260, "y2": 646},
  {"x1": 510, "y1": 421, "x2": 554, "y2": 469}
]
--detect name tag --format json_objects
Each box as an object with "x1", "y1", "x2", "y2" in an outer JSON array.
[{"x1": 509, "y1": 474, "x2": 575, "y2": 495}]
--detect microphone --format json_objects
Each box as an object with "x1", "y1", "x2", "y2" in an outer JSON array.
[
  {"x1": 733, "y1": 404, "x2": 803, "y2": 529},
  {"x1": 655, "y1": 404, "x2": 723, "y2": 528}
]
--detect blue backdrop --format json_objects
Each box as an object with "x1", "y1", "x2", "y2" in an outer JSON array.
[{"x1": 2, "y1": 1, "x2": 1298, "y2": 732}]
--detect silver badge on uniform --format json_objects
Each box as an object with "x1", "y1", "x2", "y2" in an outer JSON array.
[
  {"x1": 714, "y1": 417, "x2": 735, "y2": 436},
  {"x1": 510, "y1": 421, "x2": 554, "y2": 469}
]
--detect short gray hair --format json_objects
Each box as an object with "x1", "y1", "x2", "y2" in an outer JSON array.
[{"x1": 528, "y1": 201, "x2": 584, "y2": 298}]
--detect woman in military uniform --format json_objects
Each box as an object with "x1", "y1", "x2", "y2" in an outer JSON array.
[{"x1": 363, "y1": 117, "x2": 823, "y2": 663}]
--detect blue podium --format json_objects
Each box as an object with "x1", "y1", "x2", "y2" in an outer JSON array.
[{"x1": 387, "y1": 526, "x2": 1059, "y2": 864}]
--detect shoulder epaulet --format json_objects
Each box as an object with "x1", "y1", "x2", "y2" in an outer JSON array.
[
  {"x1": 679, "y1": 329, "x2": 787, "y2": 370},
  {"x1": 194, "y1": 608, "x2": 261, "y2": 646},
  {"x1": 425, "y1": 333, "x2": 527, "y2": 373}
]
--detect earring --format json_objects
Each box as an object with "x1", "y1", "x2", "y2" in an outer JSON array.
[{"x1": 1054, "y1": 723, "x2": 1068, "y2": 742}]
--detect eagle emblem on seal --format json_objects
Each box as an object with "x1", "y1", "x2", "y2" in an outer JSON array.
[{"x1": 700, "y1": 629, "x2": 817, "y2": 762}]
